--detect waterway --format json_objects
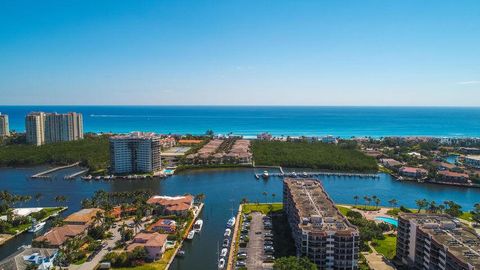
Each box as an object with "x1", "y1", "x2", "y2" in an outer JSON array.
[{"x1": 0, "y1": 166, "x2": 479, "y2": 269}]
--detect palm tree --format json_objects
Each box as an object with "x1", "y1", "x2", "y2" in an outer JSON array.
[
  {"x1": 271, "y1": 193, "x2": 276, "y2": 203},
  {"x1": 54, "y1": 195, "x2": 67, "y2": 205},
  {"x1": 133, "y1": 215, "x2": 142, "y2": 234},
  {"x1": 363, "y1": 196, "x2": 371, "y2": 209},
  {"x1": 194, "y1": 193, "x2": 206, "y2": 204},
  {"x1": 34, "y1": 193, "x2": 43, "y2": 206},
  {"x1": 353, "y1": 195, "x2": 359, "y2": 206},
  {"x1": 240, "y1": 198, "x2": 249, "y2": 205},
  {"x1": 374, "y1": 198, "x2": 381, "y2": 209},
  {"x1": 388, "y1": 199, "x2": 398, "y2": 208},
  {"x1": 416, "y1": 199, "x2": 428, "y2": 213}
]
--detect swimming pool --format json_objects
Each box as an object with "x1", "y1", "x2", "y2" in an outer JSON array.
[{"x1": 375, "y1": 216, "x2": 398, "y2": 227}]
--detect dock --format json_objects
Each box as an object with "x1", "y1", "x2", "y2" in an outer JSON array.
[
  {"x1": 64, "y1": 169, "x2": 89, "y2": 180},
  {"x1": 31, "y1": 162, "x2": 80, "y2": 179},
  {"x1": 255, "y1": 171, "x2": 379, "y2": 179}
]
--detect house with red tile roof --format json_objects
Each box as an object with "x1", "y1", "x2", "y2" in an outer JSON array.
[
  {"x1": 147, "y1": 195, "x2": 194, "y2": 217},
  {"x1": 399, "y1": 166, "x2": 428, "y2": 179},
  {"x1": 148, "y1": 219, "x2": 177, "y2": 233},
  {"x1": 437, "y1": 170, "x2": 470, "y2": 184},
  {"x1": 110, "y1": 206, "x2": 137, "y2": 220},
  {"x1": 127, "y1": 232, "x2": 168, "y2": 260},
  {"x1": 63, "y1": 208, "x2": 104, "y2": 226},
  {"x1": 34, "y1": 224, "x2": 88, "y2": 248}
]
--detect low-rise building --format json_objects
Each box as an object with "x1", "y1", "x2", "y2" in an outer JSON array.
[
  {"x1": 283, "y1": 178, "x2": 360, "y2": 269},
  {"x1": 464, "y1": 155, "x2": 480, "y2": 169},
  {"x1": 148, "y1": 219, "x2": 177, "y2": 233},
  {"x1": 399, "y1": 166, "x2": 428, "y2": 179},
  {"x1": 321, "y1": 135, "x2": 338, "y2": 144},
  {"x1": 436, "y1": 170, "x2": 470, "y2": 184},
  {"x1": 127, "y1": 232, "x2": 168, "y2": 261},
  {"x1": 380, "y1": 158, "x2": 403, "y2": 169},
  {"x1": 63, "y1": 208, "x2": 104, "y2": 226},
  {"x1": 110, "y1": 206, "x2": 137, "y2": 220},
  {"x1": 147, "y1": 195, "x2": 194, "y2": 217},
  {"x1": 0, "y1": 246, "x2": 57, "y2": 270},
  {"x1": 396, "y1": 213, "x2": 480, "y2": 269},
  {"x1": 34, "y1": 224, "x2": 88, "y2": 248}
]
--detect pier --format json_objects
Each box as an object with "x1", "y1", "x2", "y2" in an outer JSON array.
[
  {"x1": 31, "y1": 162, "x2": 80, "y2": 179},
  {"x1": 255, "y1": 171, "x2": 379, "y2": 179},
  {"x1": 64, "y1": 169, "x2": 89, "y2": 180}
]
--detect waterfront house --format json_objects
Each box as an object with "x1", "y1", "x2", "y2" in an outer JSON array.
[
  {"x1": 399, "y1": 167, "x2": 428, "y2": 179},
  {"x1": 148, "y1": 219, "x2": 177, "y2": 233},
  {"x1": 63, "y1": 208, "x2": 104, "y2": 226},
  {"x1": 436, "y1": 171, "x2": 470, "y2": 184},
  {"x1": 110, "y1": 206, "x2": 137, "y2": 220},
  {"x1": 464, "y1": 155, "x2": 480, "y2": 169},
  {"x1": 0, "y1": 246, "x2": 57, "y2": 270},
  {"x1": 127, "y1": 232, "x2": 168, "y2": 261},
  {"x1": 380, "y1": 158, "x2": 403, "y2": 169},
  {"x1": 147, "y1": 195, "x2": 194, "y2": 217},
  {"x1": 34, "y1": 224, "x2": 88, "y2": 248}
]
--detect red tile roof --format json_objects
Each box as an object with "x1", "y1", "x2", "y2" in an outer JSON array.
[
  {"x1": 147, "y1": 195, "x2": 194, "y2": 212},
  {"x1": 35, "y1": 224, "x2": 87, "y2": 247}
]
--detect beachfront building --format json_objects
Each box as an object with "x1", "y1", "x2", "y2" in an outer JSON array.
[
  {"x1": 109, "y1": 132, "x2": 163, "y2": 174},
  {"x1": 26, "y1": 111, "x2": 83, "y2": 145},
  {"x1": 283, "y1": 178, "x2": 360, "y2": 269},
  {"x1": 127, "y1": 232, "x2": 168, "y2": 261},
  {"x1": 464, "y1": 155, "x2": 480, "y2": 169},
  {"x1": 396, "y1": 213, "x2": 480, "y2": 269},
  {"x1": 399, "y1": 166, "x2": 428, "y2": 179},
  {"x1": 0, "y1": 113, "x2": 9, "y2": 137},
  {"x1": 26, "y1": 112, "x2": 46, "y2": 145},
  {"x1": 147, "y1": 195, "x2": 194, "y2": 217},
  {"x1": 321, "y1": 135, "x2": 338, "y2": 144},
  {"x1": 44, "y1": 112, "x2": 84, "y2": 143}
]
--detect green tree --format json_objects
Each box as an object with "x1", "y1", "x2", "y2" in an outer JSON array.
[
  {"x1": 353, "y1": 195, "x2": 359, "y2": 206},
  {"x1": 472, "y1": 203, "x2": 480, "y2": 223},
  {"x1": 415, "y1": 199, "x2": 428, "y2": 213},
  {"x1": 273, "y1": 256, "x2": 316, "y2": 270}
]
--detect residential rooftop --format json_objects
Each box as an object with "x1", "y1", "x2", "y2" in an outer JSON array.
[
  {"x1": 400, "y1": 213, "x2": 480, "y2": 268},
  {"x1": 284, "y1": 178, "x2": 357, "y2": 234}
]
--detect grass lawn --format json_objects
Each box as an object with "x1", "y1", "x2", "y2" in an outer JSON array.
[
  {"x1": 337, "y1": 205, "x2": 350, "y2": 216},
  {"x1": 242, "y1": 203, "x2": 283, "y2": 214},
  {"x1": 460, "y1": 212, "x2": 473, "y2": 222},
  {"x1": 372, "y1": 235, "x2": 397, "y2": 260},
  {"x1": 114, "y1": 248, "x2": 176, "y2": 270},
  {"x1": 353, "y1": 205, "x2": 380, "y2": 211}
]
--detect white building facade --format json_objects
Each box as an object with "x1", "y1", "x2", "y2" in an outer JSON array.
[{"x1": 0, "y1": 113, "x2": 9, "y2": 137}]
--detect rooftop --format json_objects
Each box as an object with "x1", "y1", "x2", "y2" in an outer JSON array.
[
  {"x1": 0, "y1": 246, "x2": 57, "y2": 270},
  {"x1": 110, "y1": 131, "x2": 162, "y2": 140},
  {"x1": 63, "y1": 208, "x2": 103, "y2": 225},
  {"x1": 400, "y1": 213, "x2": 480, "y2": 268},
  {"x1": 284, "y1": 178, "x2": 357, "y2": 235}
]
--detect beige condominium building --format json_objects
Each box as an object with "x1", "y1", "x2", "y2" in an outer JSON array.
[
  {"x1": 0, "y1": 113, "x2": 9, "y2": 137},
  {"x1": 26, "y1": 112, "x2": 83, "y2": 145},
  {"x1": 109, "y1": 132, "x2": 162, "y2": 174},
  {"x1": 283, "y1": 178, "x2": 360, "y2": 269},
  {"x1": 397, "y1": 213, "x2": 480, "y2": 270},
  {"x1": 25, "y1": 112, "x2": 46, "y2": 145}
]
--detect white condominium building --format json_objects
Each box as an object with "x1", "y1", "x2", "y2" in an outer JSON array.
[
  {"x1": 25, "y1": 112, "x2": 84, "y2": 145},
  {"x1": 0, "y1": 113, "x2": 9, "y2": 137},
  {"x1": 26, "y1": 112, "x2": 46, "y2": 146},
  {"x1": 110, "y1": 132, "x2": 163, "y2": 174}
]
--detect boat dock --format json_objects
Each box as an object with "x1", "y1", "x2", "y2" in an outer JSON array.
[
  {"x1": 31, "y1": 162, "x2": 80, "y2": 179},
  {"x1": 255, "y1": 171, "x2": 379, "y2": 179},
  {"x1": 64, "y1": 169, "x2": 89, "y2": 180}
]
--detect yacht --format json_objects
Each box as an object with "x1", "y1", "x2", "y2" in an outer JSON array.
[
  {"x1": 262, "y1": 171, "x2": 269, "y2": 179},
  {"x1": 187, "y1": 230, "x2": 195, "y2": 240},
  {"x1": 220, "y1": 248, "x2": 228, "y2": 257},
  {"x1": 227, "y1": 216, "x2": 236, "y2": 228},
  {"x1": 224, "y1": 228, "x2": 231, "y2": 238},
  {"x1": 176, "y1": 250, "x2": 185, "y2": 257},
  {"x1": 218, "y1": 258, "x2": 225, "y2": 269},
  {"x1": 28, "y1": 221, "x2": 46, "y2": 233},
  {"x1": 81, "y1": 175, "x2": 92, "y2": 181},
  {"x1": 193, "y1": 219, "x2": 203, "y2": 233}
]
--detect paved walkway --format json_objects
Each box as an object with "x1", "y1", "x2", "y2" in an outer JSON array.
[{"x1": 363, "y1": 242, "x2": 396, "y2": 270}]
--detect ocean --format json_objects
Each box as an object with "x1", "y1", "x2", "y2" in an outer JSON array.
[{"x1": 1, "y1": 106, "x2": 480, "y2": 137}]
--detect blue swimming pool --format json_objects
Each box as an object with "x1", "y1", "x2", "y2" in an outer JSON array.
[{"x1": 375, "y1": 216, "x2": 398, "y2": 227}]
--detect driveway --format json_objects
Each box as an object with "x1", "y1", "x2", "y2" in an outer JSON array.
[{"x1": 246, "y1": 212, "x2": 265, "y2": 270}]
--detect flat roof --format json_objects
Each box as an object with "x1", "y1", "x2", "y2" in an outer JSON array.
[
  {"x1": 161, "y1": 146, "x2": 191, "y2": 157},
  {"x1": 400, "y1": 213, "x2": 480, "y2": 268}
]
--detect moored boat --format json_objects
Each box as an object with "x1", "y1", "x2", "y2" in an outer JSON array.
[
  {"x1": 187, "y1": 230, "x2": 195, "y2": 240},
  {"x1": 227, "y1": 216, "x2": 236, "y2": 228},
  {"x1": 262, "y1": 170, "x2": 269, "y2": 179},
  {"x1": 28, "y1": 220, "x2": 46, "y2": 233},
  {"x1": 193, "y1": 219, "x2": 203, "y2": 233}
]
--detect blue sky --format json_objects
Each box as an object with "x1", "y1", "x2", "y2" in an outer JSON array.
[{"x1": 0, "y1": 0, "x2": 479, "y2": 106}]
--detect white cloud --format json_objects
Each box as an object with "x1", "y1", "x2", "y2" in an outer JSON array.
[{"x1": 457, "y1": 80, "x2": 480, "y2": 85}]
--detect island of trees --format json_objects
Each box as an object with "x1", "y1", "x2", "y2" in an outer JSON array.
[{"x1": 252, "y1": 140, "x2": 378, "y2": 172}]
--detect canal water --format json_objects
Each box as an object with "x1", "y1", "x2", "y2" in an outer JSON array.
[{"x1": 0, "y1": 167, "x2": 479, "y2": 269}]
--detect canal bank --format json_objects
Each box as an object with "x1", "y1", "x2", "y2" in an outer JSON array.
[{"x1": 0, "y1": 166, "x2": 479, "y2": 269}]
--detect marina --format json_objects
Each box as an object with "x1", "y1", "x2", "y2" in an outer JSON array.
[
  {"x1": 255, "y1": 171, "x2": 380, "y2": 179},
  {"x1": 30, "y1": 162, "x2": 80, "y2": 179}
]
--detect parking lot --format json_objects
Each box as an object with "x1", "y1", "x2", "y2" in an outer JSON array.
[{"x1": 236, "y1": 212, "x2": 274, "y2": 270}]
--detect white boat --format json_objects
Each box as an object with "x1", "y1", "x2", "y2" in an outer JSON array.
[
  {"x1": 81, "y1": 175, "x2": 92, "y2": 180},
  {"x1": 262, "y1": 171, "x2": 269, "y2": 179},
  {"x1": 224, "y1": 228, "x2": 231, "y2": 237},
  {"x1": 220, "y1": 248, "x2": 228, "y2": 257},
  {"x1": 28, "y1": 221, "x2": 46, "y2": 233},
  {"x1": 193, "y1": 219, "x2": 203, "y2": 233},
  {"x1": 187, "y1": 230, "x2": 195, "y2": 240},
  {"x1": 227, "y1": 217, "x2": 236, "y2": 228},
  {"x1": 218, "y1": 258, "x2": 225, "y2": 269}
]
